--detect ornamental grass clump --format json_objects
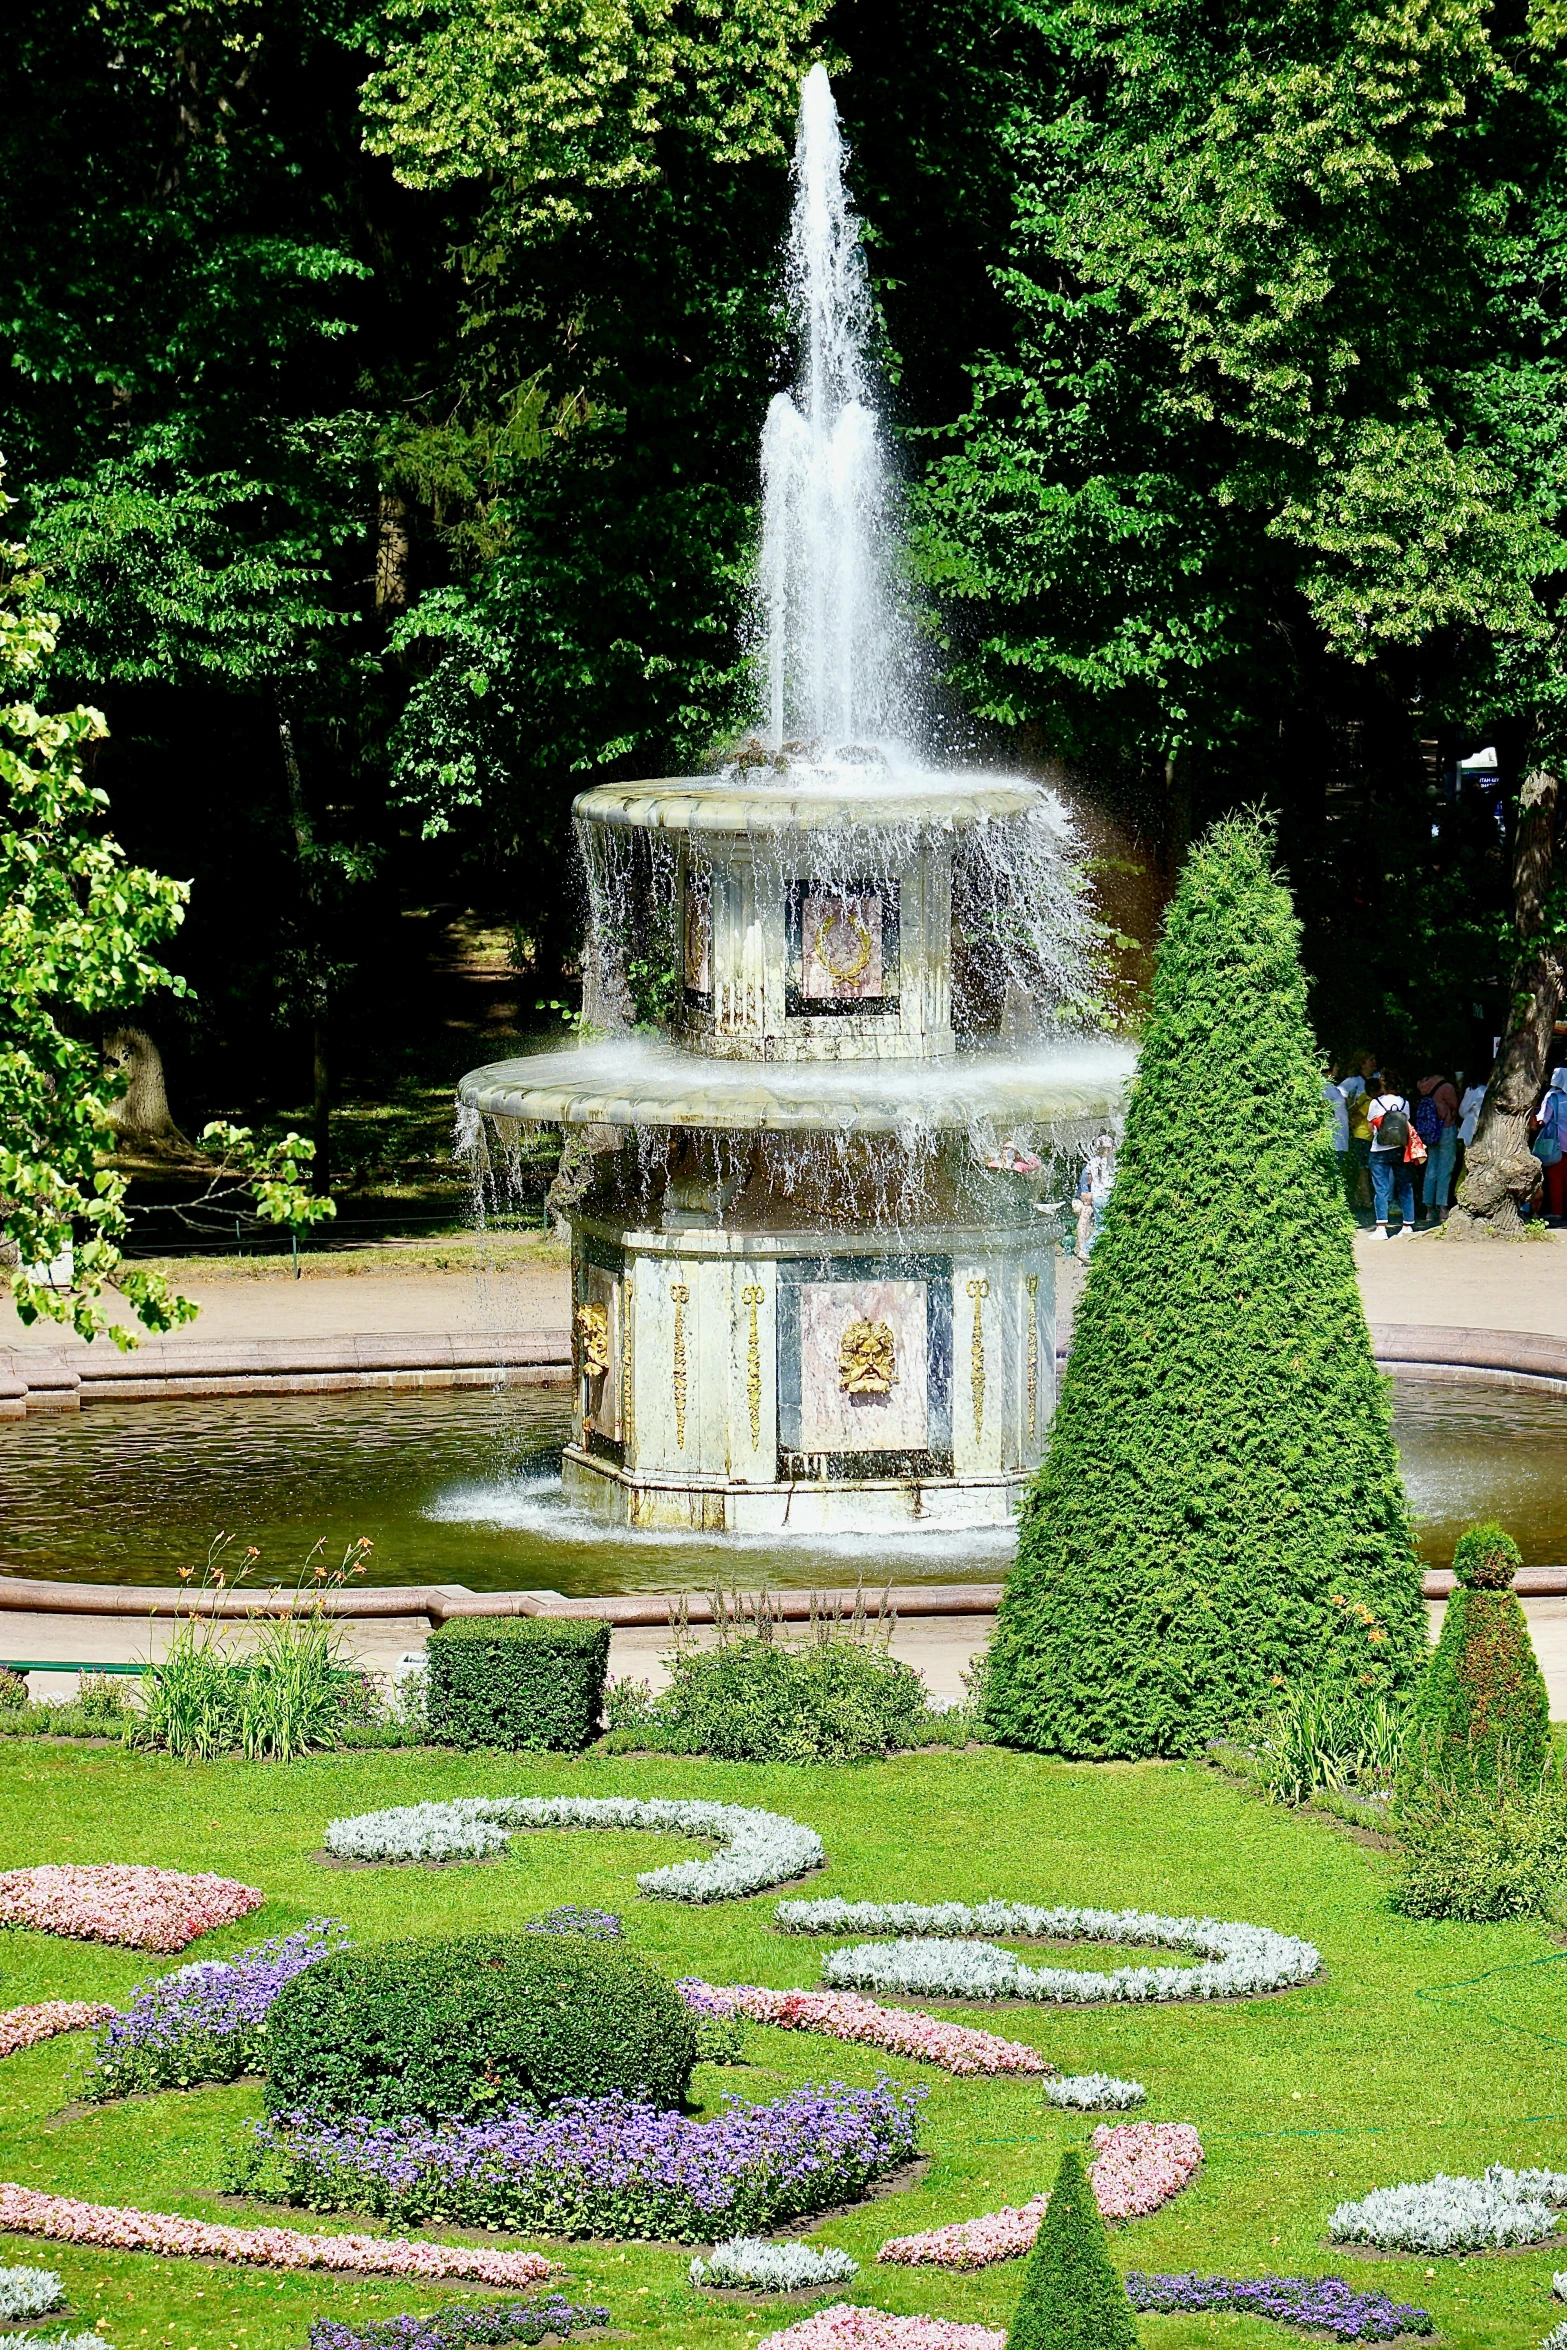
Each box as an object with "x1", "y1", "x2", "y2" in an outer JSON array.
[
  {"x1": 265, "y1": 1934, "x2": 696, "y2": 2123},
  {"x1": 985, "y1": 813, "x2": 1425, "y2": 1758},
  {"x1": 1006, "y1": 2145, "x2": 1139, "y2": 2350},
  {"x1": 1399, "y1": 1521, "x2": 1550, "y2": 1794}
]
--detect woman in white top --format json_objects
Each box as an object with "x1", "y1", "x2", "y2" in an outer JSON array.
[{"x1": 1367, "y1": 1076, "x2": 1416, "y2": 1237}]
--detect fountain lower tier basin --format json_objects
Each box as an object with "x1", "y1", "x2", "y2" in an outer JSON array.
[
  {"x1": 459, "y1": 1037, "x2": 1133, "y2": 1137},
  {"x1": 562, "y1": 1208, "x2": 1056, "y2": 1533},
  {"x1": 573, "y1": 772, "x2": 1040, "y2": 836}
]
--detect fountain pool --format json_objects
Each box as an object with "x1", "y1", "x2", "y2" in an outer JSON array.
[{"x1": 3, "y1": 1375, "x2": 1564, "y2": 1593}]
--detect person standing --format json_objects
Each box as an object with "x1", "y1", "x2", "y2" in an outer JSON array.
[
  {"x1": 1368, "y1": 1073, "x2": 1416, "y2": 1237},
  {"x1": 1340, "y1": 1052, "x2": 1376, "y2": 1220},
  {"x1": 1075, "y1": 1133, "x2": 1117, "y2": 1259},
  {"x1": 1324, "y1": 1062, "x2": 1352, "y2": 1209},
  {"x1": 1533, "y1": 1068, "x2": 1567, "y2": 1225},
  {"x1": 1414, "y1": 1072, "x2": 1460, "y2": 1223}
]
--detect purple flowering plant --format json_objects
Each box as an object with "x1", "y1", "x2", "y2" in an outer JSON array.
[
  {"x1": 524, "y1": 1908, "x2": 623, "y2": 1941},
  {"x1": 1125, "y1": 2272, "x2": 1433, "y2": 2341},
  {"x1": 306, "y1": 2293, "x2": 610, "y2": 2350},
  {"x1": 230, "y1": 2077, "x2": 924, "y2": 2242},
  {"x1": 85, "y1": 1920, "x2": 347, "y2": 2101}
]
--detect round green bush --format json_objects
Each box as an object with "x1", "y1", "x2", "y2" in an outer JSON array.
[
  {"x1": 1452, "y1": 1520, "x2": 1523, "y2": 1591},
  {"x1": 264, "y1": 1933, "x2": 697, "y2": 2123}
]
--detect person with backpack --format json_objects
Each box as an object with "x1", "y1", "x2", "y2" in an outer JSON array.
[
  {"x1": 1368, "y1": 1074, "x2": 1417, "y2": 1237},
  {"x1": 1414, "y1": 1073, "x2": 1460, "y2": 1224},
  {"x1": 1533, "y1": 1067, "x2": 1567, "y2": 1225}
]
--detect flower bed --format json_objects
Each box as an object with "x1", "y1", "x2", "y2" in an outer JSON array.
[
  {"x1": 0, "y1": 1866, "x2": 265, "y2": 1953},
  {"x1": 322, "y1": 1796, "x2": 823, "y2": 1900},
  {"x1": 1327, "y1": 2166, "x2": 1567, "y2": 2254},
  {"x1": 675, "y1": 1982, "x2": 1047, "y2": 2077},
  {"x1": 876, "y1": 2123, "x2": 1201, "y2": 2268},
  {"x1": 776, "y1": 1899, "x2": 1318, "y2": 2003},
  {"x1": 690, "y1": 2238, "x2": 858, "y2": 2290},
  {"x1": 758, "y1": 2304, "x2": 1003, "y2": 2350},
  {"x1": 0, "y1": 2183, "x2": 557, "y2": 2285},
  {"x1": 1041, "y1": 2074, "x2": 1144, "y2": 2110},
  {"x1": 236, "y1": 2079, "x2": 923, "y2": 2242},
  {"x1": 0, "y1": 2263, "x2": 65, "y2": 2321},
  {"x1": 0, "y1": 2003, "x2": 118, "y2": 2060},
  {"x1": 1126, "y1": 2271, "x2": 1433, "y2": 2341},
  {"x1": 84, "y1": 1920, "x2": 344, "y2": 2100},
  {"x1": 307, "y1": 2293, "x2": 610, "y2": 2350}
]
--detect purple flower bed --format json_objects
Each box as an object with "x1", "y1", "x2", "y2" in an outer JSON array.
[
  {"x1": 238, "y1": 2078, "x2": 924, "y2": 2241},
  {"x1": 524, "y1": 1908, "x2": 623, "y2": 1941},
  {"x1": 1125, "y1": 2272, "x2": 1433, "y2": 2341},
  {"x1": 307, "y1": 2293, "x2": 610, "y2": 2350},
  {"x1": 85, "y1": 1920, "x2": 347, "y2": 2101}
]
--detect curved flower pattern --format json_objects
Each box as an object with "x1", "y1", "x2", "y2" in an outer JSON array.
[
  {"x1": 876, "y1": 2124, "x2": 1201, "y2": 2269},
  {"x1": 675, "y1": 1982, "x2": 1048, "y2": 2076},
  {"x1": 759, "y1": 2305, "x2": 1003, "y2": 2350},
  {"x1": 0, "y1": 2002, "x2": 118, "y2": 2059},
  {"x1": 0, "y1": 1866, "x2": 264, "y2": 1953},
  {"x1": 242, "y1": 2080, "x2": 923, "y2": 2242},
  {"x1": 1126, "y1": 2272, "x2": 1433, "y2": 2341},
  {"x1": 323, "y1": 1796, "x2": 823, "y2": 1900},
  {"x1": 306, "y1": 2294, "x2": 610, "y2": 2349},
  {"x1": 691, "y1": 2238, "x2": 859, "y2": 2289},
  {"x1": 1041, "y1": 2074, "x2": 1144, "y2": 2110},
  {"x1": 0, "y1": 2183, "x2": 557, "y2": 2285},
  {"x1": 779, "y1": 1900, "x2": 1317, "y2": 2004}
]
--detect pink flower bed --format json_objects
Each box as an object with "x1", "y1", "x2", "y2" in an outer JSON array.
[
  {"x1": 761, "y1": 2306, "x2": 1004, "y2": 2350},
  {"x1": 0, "y1": 2185, "x2": 559, "y2": 2287},
  {"x1": 0, "y1": 2002, "x2": 118, "y2": 2059},
  {"x1": 683, "y1": 1983, "x2": 1048, "y2": 2077},
  {"x1": 0, "y1": 1866, "x2": 264, "y2": 1953},
  {"x1": 877, "y1": 2124, "x2": 1204, "y2": 2270}
]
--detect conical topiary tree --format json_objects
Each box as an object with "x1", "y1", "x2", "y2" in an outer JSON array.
[
  {"x1": 984, "y1": 812, "x2": 1428, "y2": 1758},
  {"x1": 1008, "y1": 2145, "x2": 1138, "y2": 2350},
  {"x1": 1401, "y1": 1521, "x2": 1550, "y2": 1791}
]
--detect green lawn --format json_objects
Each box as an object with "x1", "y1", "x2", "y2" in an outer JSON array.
[{"x1": 1, "y1": 1746, "x2": 1563, "y2": 2350}]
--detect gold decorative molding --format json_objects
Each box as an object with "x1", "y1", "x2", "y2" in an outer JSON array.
[
  {"x1": 815, "y1": 903, "x2": 873, "y2": 986},
  {"x1": 670, "y1": 1282, "x2": 691, "y2": 1450},
  {"x1": 1025, "y1": 1273, "x2": 1040, "y2": 1440},
  {"x1": 574, "y1": 1302, "x2": 611, "y2": 1380},
  {"x1": 966, "y1": 1277, "x2": 989, "y2": 1440},
  {"x1": 742, "y1": 1283, "x2": 765, "y2": 1450},
  {"x1": 838, "y1": 1317, "x2": 897, "y2": 1396}
]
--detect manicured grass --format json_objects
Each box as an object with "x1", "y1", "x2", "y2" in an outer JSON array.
[{"x1": 1, "y1": 1746, "x2": 1564, "y2": 2349}]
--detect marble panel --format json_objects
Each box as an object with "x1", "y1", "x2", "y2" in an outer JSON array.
[{"x1": 797, "y1": 1277, "x2": 928, "y2": 1452}]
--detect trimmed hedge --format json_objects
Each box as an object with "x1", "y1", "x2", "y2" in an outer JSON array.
[
  {"x1": 265, "y1": 1933, "x2": 696, "y2": 2123},
  {"x1": 426, "y1": 1617, "x2": 610, "y2": 1751},
  {"x1": 1401, "y1": 1522, "x2": 1549, "y2": 1791},
  {"x1": 985, "y1": 813, "x2": 1427, "y2": 1759},
  {"x1": 1008, "y1": 2145, "x2": 1139, "y2": 2350}
]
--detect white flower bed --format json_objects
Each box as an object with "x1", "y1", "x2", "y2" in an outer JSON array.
[
  {"x1": 691, "y1": 2239, "x2": 858, "y2": 2290},
  {"x1": 1544, "y1": 2325, "x2": 1567, "y2": 2350},
  {"x1": 323, "y1": 1796, "x2": 824, "y2": 1901},
  {"x1": 1041, "y1": 2073, "x2": 1145, "y2": 2110},
  {"x1": 0, "y1": 2266, "x2": 64, "y2": 2323},
  {"x1": 1327, "y1": 2166, "x2": 1567, "y2": 2255},
  {"x1": 779, "y1": 1900, "x2": 1316, "y2": 2003}
]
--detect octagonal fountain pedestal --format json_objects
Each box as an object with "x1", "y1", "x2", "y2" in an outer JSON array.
[{"x1": 460, "y1": 774, "x2": 1133, "y2": 1535}]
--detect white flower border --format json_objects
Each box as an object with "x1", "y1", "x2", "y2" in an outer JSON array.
[
  {"x1": 775, "y1": 1899, "x2": 1319, "y2": 2003},
  {"x1": 1328, "y1": 2166, "x2": 1567, "y2": 2256},
  {"x1": 691, "y1": 2239, "x2": 858, "y2": 2290},
  {"x1": 323, "y1": 1796, "x2": 824, "y2": 1901}
]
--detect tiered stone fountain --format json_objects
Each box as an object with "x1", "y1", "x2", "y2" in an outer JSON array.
[{"x1": 459, "y1": 67, "x2": 1131, "y2": 1536}]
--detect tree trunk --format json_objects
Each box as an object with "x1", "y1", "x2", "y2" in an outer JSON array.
[
  {"x1": 277, "y1": 694, "x2": 333, "y2": 1196},
  {"x1": 1447, "y1": 766, "x2": 1564, "y2": 1237},
  {"x1": 102, "y1": 1027, "x2": 205, "y2": 1167},
  {"x1": 375, "y1": 491, "x2": 411, "y2": 615}
]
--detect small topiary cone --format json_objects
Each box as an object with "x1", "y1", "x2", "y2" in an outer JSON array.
[
  {"x1": 1400, "y1": 1520, "x2": 1550, "y2": 1794},
  {"x1": 1007, "y1": 2145, "x2": 1139, "y2": 2350}
]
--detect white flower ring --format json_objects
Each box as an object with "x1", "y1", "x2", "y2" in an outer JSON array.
[
  {"x1": 775, "y1": 1898, "x2": 1320, "y2": 2003},
  {"x1": 322, "y1": 1795, "x2": 824, "y2": 1902}
]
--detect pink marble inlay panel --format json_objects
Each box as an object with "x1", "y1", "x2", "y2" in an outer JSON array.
[{"x1": 798, "y1": 1279, "x2": 928, "y2": 1451}]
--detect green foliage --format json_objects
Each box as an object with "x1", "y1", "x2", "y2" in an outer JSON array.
[
  {"x1": 985, "y1": 814, "x2": 1426, "y2": 1760},
  {"x1": 0, "y1": 1669, "x2": 26, "y2": 1711},
  {"x1": 1006, "y1": 2145, "x2": 1139, "y2": 2350},
  {"x1": 1390, "y1": 1776, "x2": 1567, "y2": 1921},
  {"x1": 1401, "y1": 1525, "x2": 1549, "y2": 1792},
  {"x1": 625, "y1": 1635, "x2": 935, "y2": 1764},
  {"x1": 1229, "y1": 1684, "x2": 1410, "y2": 1808},
  {"x1": 425, "y1": 1617, "x2": 611, "y2": 1752},
  {"x1": 264, "y1": 1933, "x2": 697, "y2": 2122}
]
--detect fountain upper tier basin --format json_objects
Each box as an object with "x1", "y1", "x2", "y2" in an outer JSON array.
[
  {"x1": 574, "y1": 770, "x2": 1041, "y2": 837},
  {"x1": 459, "y1": 1033, "x2": 1133, "y2": 1137}
]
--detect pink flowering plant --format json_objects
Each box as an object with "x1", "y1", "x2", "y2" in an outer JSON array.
[
  {"x1": 877, "y1": 2123, "x2": 1203, "y2": 2269},
  {"x1": 760, "y1": 2305, "x2": 1004, "y2": 2350},
  {"x1": 0, "y1": 2001, "x2": 117, "y2": 2059},
  {"x1": 0, "y1": 2182, "x2": 557, "y2": 2286},
  {"x1": 676, "y1": 1982, "x2": 1047, "y2": 2077},
  {"x1": 0, "y1": 1864, "x2": 264, "y2": 1952}
]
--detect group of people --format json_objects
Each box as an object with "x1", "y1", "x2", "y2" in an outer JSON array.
[{"x1": 1326, "y1": 1054, "x2": 1567, "y2": 1235}]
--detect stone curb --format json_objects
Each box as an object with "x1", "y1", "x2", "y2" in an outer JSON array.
[{"x1": 0, "y1": 1331, "x2": 572, "y2": 1414}]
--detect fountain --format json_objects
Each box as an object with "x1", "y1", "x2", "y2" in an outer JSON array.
[{"x1": 459, "y1": 66, "x2": 1133, "y2": 1536}]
